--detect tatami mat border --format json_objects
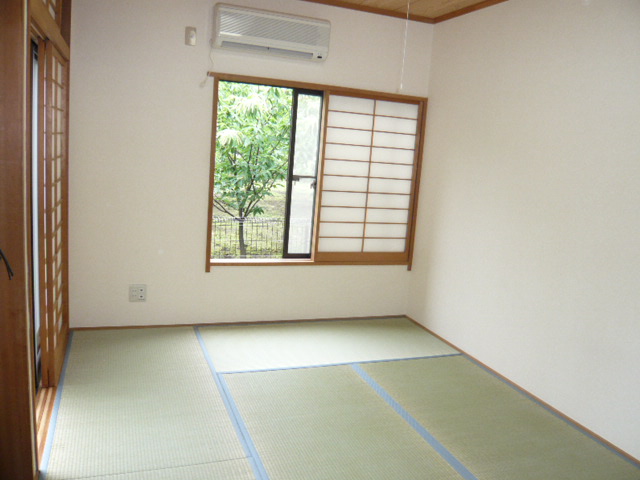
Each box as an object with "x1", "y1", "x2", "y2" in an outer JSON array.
[
  {"x1": 216, "y1": 353, "x2": 463, "y2": 375},
  {"x1": 194, "y1": 327, "x2": 269, "y2": 480},
  {"x1": 351, "y1": 363, "x2": 479, "y2": 480},
  {"x1": 39, "y1": 331, "x2": 75, "y2": 479}
]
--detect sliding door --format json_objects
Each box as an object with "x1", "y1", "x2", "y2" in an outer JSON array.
[{"x1": 36, "y1": 39, "x2": 70, "y2": 387}]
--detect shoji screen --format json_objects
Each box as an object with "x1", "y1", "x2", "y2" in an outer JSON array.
[
  {"x1": 315, "y1": 93, "x2": 425, "y2": 264},
  {"x1": 39, "y1": 41, "x2": 70, "y2": 386},
  {"x1": 41, "y1": 0, "x2": 62, "y2": 24}
]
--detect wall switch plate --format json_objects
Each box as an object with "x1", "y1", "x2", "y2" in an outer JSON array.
[
  {"x1": 185, "y1": 26, "x2": 197, "y2": 46},
  {"x1": 129, "y1": 284, "x2": 147, "y2": 302}
]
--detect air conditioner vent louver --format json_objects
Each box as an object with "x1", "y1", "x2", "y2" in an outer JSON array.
[
  {"x1": 214, "y1": 4, "x2": 330, "y2": 62},
  {"x1": 220, "y1": 11, "x2": 329, "y2": 46}
]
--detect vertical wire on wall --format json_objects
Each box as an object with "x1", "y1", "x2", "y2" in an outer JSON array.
[
  {"x1": 200, "y1": 42, "x2": 216, "y2": 88},
  {"x1": 200, "y1": 4, "x2": 219, "y2": 88},
  {"x1": 398, "y1": 0, "x2": 411, "y2": 93}
]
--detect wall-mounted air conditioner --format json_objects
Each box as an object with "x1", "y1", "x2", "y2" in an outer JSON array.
[{"x1": 214, "y1": 4, "x2": 330, "y2": 62}]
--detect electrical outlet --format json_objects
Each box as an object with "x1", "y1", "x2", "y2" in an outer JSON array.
[{"x1": 129, "y1": 284, "x2": 147, "y2": 302}]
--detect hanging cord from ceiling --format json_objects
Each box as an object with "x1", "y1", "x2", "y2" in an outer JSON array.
[
  {"x1": 200, "y1": 41, "x2": 215, "y2": 88},
  {"x1": 398, "y1": 0, "x2": 411, "y2": 93}
]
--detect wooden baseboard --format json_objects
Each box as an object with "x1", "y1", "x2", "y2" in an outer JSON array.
[
  {"x1": 405, "y1": 316, "x2": 640, "y2": 467},
  {"x1": 70, "y1": 314, "x2": 407, "y2": 331}
]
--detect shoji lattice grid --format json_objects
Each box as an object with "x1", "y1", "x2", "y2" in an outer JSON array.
[
  {"x1": 42, "y1": 0, "x2": 61, "y2": 23},
  {"x1": 41, "y1": 44, "x2": 69, "y2": 386},
  {"x1": 317, "y1": 95, "x2": 420, "y2": 257}
]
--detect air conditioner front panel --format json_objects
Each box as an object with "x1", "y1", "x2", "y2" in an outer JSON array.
[
  {"x1": 219, "y1": 40, "x2": 316, "y2": 60},
  {"x1": 215, "y1": 4, "x2": 330, "y2": 61}
]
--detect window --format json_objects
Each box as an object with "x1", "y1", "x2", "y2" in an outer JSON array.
[
  {"x1": 206, "y1": 74, "x2": 427, "y2": 269},
  {"x1": 211, "y1": 80, "x2": 323, "y2": 260}
]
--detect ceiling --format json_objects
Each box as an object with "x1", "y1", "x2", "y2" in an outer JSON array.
[{"x1": 301, "y1": 0, "x2": 508, "y2": 23}]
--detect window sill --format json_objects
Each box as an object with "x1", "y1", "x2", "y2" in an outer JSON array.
[
  {"x1": 210, "y1": 258, "x2": 314, "y2": 267},
  {"x1": 208, "y1": 258, "x2": 410, "y2": 268}
]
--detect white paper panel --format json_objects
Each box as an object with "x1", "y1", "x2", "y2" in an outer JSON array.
[
  {"x1": 370, "y1": 162, "x2": 414, "y2": 180},
  {"x1": 324, "y1": 143, "x2": 371, "y2": 162},
  {"x1": 365, "y1": 223, "x2": 408, "y2": 238},
  {"x1": 322, "y1": 175, "x2": 369, "y2": 192},
  {"x1": 367, "y1": 193, "x2": 411, "y2": 209},
  {"x1": 328, "y1": 111, "x2": 374, "y2": 130},
  {"x1": 323, "y1": 159, "x2": 370, "y2": 177},
  {"x1": 375, "y1": 101, "x2": 419, "y2": 119},
  {"x1": 370, "y1": 147, "x2": 415, "y2": 165},
  {"x1": 368, "y1": 178, "x2": 412, "y2": 194},
  {"x1": 363, "y1": 238, "x2": 406, "y2": 252},
  {"x1": 318, "y1": 237, "x2": 363, "y2": 252},
  {"x1": 326, "y1": 127, "x2": 372, "y2": 146},
  {"x1": 319, "y1": 222, "x2": 364, "y2": 238},
  {"x1": 320, "y1": 207, "x2": 366, "y2": 223},
  {"x1": 318, "y1": 97, "x2": 423, "y2": 255},
  {"x1": 330, "y1": 95, "x2": 375, "y2": 115},
  {"x1": 373, "y1": 131, "x2": 416, "y2": 149},
  {"x1": 374, "y1": 116, "x2": 417, "y2": 135},
  {"x1": 366, "y1": 208, "x2": 409, "y2": 224},
  {"x1": 321, "y1": 191, "x2": 367, "y2": 207}
]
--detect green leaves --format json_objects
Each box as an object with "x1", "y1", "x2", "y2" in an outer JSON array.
[
  {"x1": 214, "y1": 81, "x2": 293, "y2": 220},
  {"x1": 217, "y1": 128, "x2": 241, "y2": 146}
]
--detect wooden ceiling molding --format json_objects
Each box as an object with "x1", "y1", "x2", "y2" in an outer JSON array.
[{"x1": 301, "y1": 0, "x2": 508, "y2": 23}]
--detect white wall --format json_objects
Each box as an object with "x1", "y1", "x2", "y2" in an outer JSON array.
[
  {"x1": 68, "y1": 0, "x2": 433, "y2": 328},
  {"x1": 69, "y1": 0, "x2": 640, "y2": 460},
  {"x1": 410, "y1": 0, "x2": 640, "y2": 459}
]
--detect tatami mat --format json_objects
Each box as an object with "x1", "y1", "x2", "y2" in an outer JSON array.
[
  {"x1": 68, "y1": 459, "x2": 256, "y2": 480},
  {"x1": 199, "y1": 316, "x2": 458, "y2": 372},
  {"x1": 42, "y1": 321, "x2": 640, "y2": 480},
  {"x1": 362, "y1": 356, "x2": 640, "y2": 480},
  {"x1": 224, "y1": 365, "x2": 465, "y2": 480},
  {"x1": 42, "y1": 328, "x2": 254, "y2": 480}
]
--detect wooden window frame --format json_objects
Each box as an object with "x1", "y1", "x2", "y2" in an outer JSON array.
[{"x1": 206, "y1": 72, "x2": 427, "y2": 270}]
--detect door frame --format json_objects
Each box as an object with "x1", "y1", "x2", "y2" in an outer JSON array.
[{"x1": 0, "y1": 0, "x2": 39, "y2": 478}]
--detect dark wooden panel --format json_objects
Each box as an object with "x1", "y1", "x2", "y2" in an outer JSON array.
[{"x1": 0, "y1": 0, "x2": 39, "y2": 478}]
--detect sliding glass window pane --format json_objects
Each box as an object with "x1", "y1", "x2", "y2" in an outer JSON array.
[
  {"x1": 212, "y1": 81, "x2": 293, "y2": 259},
  {"x1": 286, "y1": 93, "x2": 322, "y2": 256},
  {"x1": 31, "y1": 41, "x2": 42, "y2": 389},
  {"x1": 293, "y1": 94, "x2": 322, "y2": 177},
  {"x1": 288, "y1": 176, "x2": 316, "y2": 254}
]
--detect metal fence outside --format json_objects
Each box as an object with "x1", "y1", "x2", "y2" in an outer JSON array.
[
  {"x1": 211, "y1": 216, "x2": 312, "y2": 258},
  {"x1": 212, "y1": 217, "x2": 285, "y2": 258}
]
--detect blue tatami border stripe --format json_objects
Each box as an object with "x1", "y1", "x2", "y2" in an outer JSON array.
[
  {"x1": 194, "y1": 327, "x2": 270, "y2": 480},
  {"x1": 351, "y1": 363, "x2": 479, "y2": 480},
  {"x1": 217, "y1": 353, "x2": 463, "y2": 375},
  {"x1": 39, "y1": 330, "x2": 75, "y2": 480}
]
